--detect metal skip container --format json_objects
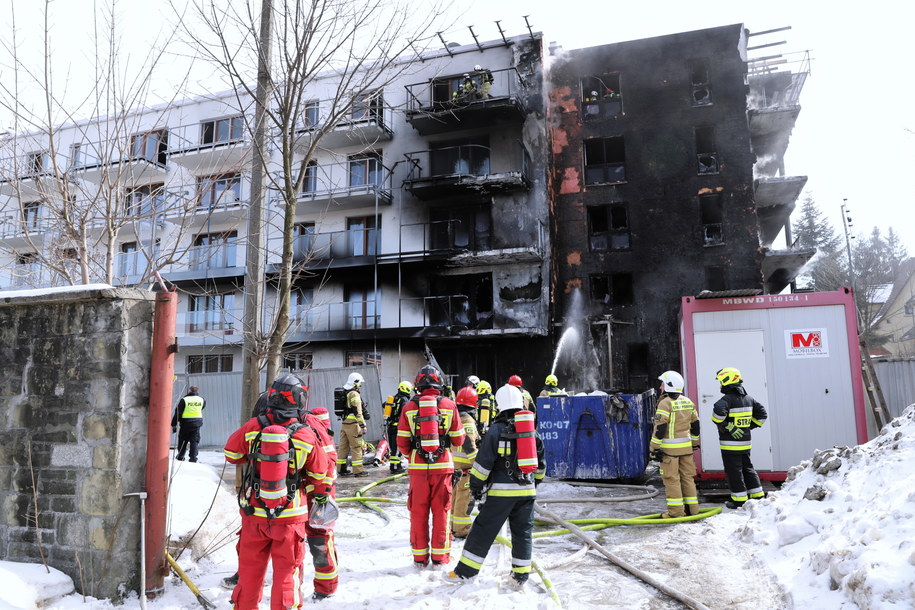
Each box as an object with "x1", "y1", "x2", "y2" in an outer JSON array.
[{"x1": 537, "y1": 391, "x2": 656, "y2": 479}]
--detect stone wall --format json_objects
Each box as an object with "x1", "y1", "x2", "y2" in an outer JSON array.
[{"x1": 0, "y1": 286, "x2": 155, "y2": 600}]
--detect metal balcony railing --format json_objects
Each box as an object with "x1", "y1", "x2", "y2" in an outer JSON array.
[
  {"x1": 0, "y1": 206, "x2": 50, "y2": 239},
  {"x1": 399, "y1": 295, "x2": 490, "y2": 331},
  {"x1": 403, "y1": 143, "x2": 530, "y2": 182},
  {"x1": 404, "y1": 67, "x2": 525, "y2": 113},
  {"x1": 167, "y1": 120, "x2": 249, "y2": 156},
  {"x1": 69, "y1": 134, "x2": 168, "y2": 171},
  {"x1": 290, "y1": 227, "x2": 379, "y2": 262},
  {"x1": 288, "y1": 300, "x2": 380, "y2": 333},
  {"x1": 177, "y1": 310, "x2": 240, "y2": 335},
  {"x1": 188, "y1": 242, "x2": 239, "y2": 271},
  {"x1": 293, "y1": 96, "x2": 392, "y2": 136},
  {"x1": 272, "y1": 160, "x2": 393, "y2": 205}
]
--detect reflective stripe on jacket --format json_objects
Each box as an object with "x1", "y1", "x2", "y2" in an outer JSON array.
[
  {"x1": 712, "y1": 385, "x2": 768, "y2": 451},
  {"x1": 650, "y1": 394, "x2": 699, "y2": 456},
  {"x1": 395, "y1": 390, "x2": 465, "y2": 471}
]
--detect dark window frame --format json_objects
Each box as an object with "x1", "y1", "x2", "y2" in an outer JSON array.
[{"x1": 584, "y1": 137, "x2": 626, "y2": 184}]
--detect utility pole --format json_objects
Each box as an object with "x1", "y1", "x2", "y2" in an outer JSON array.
[{"x1": 241, "y1": 0, "x2": 274, "y2": 423}]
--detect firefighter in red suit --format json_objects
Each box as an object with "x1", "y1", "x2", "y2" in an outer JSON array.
[
  {"x1": 224, "y1": 375, "x2": 330, "y2": 610},
  {"x1": 396, "y1": 364, "x2": 466, "y2": 568},
  {"x1": 302, "y1": 406, "x2": 338, "y2": 600}
]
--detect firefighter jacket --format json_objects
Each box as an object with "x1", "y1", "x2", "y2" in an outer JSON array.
[
  {"x1": 302, "y1": 412, "x2": 337, "y2": 494},
  {"x1": 520, "y1": 388, "x2": 534, "y2": 410},
  {"x1": 469, "y1": 410, "x2": 546, "y2": 499},
  {"x1": 224, "y1": 415, "x2": 329, "y2": 521},
  {"x1": 396, "y1": 389, "x2": 465, "y2": 472},
  {"x1": 712, "y1": 384, "x2": 768, "y2": 452},
  {"x1": 650, "y1": 393, "x2": 700, "y2": 456},
  {"x1": 343, "y1": 389, "x2": 364, "y2": 424},
  {"x1": 452, "y1": 406, "x2": 480, "y2": 471},
  {"x1": 171, "y1": 392, "x2": 205, "y2": 429}
]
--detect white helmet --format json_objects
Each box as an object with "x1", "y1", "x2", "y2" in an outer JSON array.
[
  {"x1": 474, "y1": 64, "x2": 482, "y2": 71},
  {"x1": 466, "y1": 375, "x2": 480, "y2": 387},
  {"x1": 344, "y1": 372, "x2": 364, "y2": 390},
  {"x1": 658, "y1": 371, "x2": 684, "y2": 394},
  {"x1": 494, "y1": 384, "x2": 523, "y2": 412}
]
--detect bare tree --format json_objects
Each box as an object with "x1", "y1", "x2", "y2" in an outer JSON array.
[
  {"x1": 0, "y1": 0, "x2": 219, "y2": 289},
  {"x1": 176, "y1": 0, "x2": 451, "y2": 386}
]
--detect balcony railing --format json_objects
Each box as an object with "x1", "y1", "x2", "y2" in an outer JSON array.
[
  {"x1": 167, "y1": 122, "x2": 248, "y2": 155},
  {"x1": 290, "y1": 228, "x2": 379, "y2": 262},
  {"x1": 292, "y1": 97, "x2": 392, "y2": 148},
  {"x1": 405, "y1": 67, "x2": 525, "y2": 113},
  {"x1": 0, "y1": 153, "x2": 69, "y2": 197},
  {"x1": 272, "y1": 160, "x2": 393, "y2": 208},
  {"x1": 177, "y1": 310, "x2": 240, "y2": 335},
  {"x1": 286, "y1": 300, "x2": 380, "y2": 336},
  {"x1": 188, "y1": 242, "x2": 238, "y2": 270},
  {"x1": 69, "y1": 136, "x2": 169, "y2": 173},
  {"x1": 0, "y1": 208, "x2": 51, "y2": 239},
  {"x1": 399, "y1": 295, "x2": 491, "y2": 331},
  {"x1": 403, "y1": 143, "x2": 531, "y2": 199}
]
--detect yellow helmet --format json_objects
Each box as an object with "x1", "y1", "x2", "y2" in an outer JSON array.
[
  {"x1": 476, "y1": 380, "x2": 492, "y2": 394},
  {"x1": 545, "y1": 374, "x2": 558, "y2": 386},
  {"x1": 398, "y1": 380, "x2": 414, "y2": 394},
  {"x1": 716, "y1": 367, "x2": 742, "y2": 387}
]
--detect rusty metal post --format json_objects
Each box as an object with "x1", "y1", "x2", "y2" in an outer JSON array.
[{"x1": 144, "y1": 286, "x2": 177, "y2": 597}]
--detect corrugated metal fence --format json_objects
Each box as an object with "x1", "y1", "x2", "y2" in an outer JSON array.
[
  {"x1": 173, "y1": 366, "x2": 383, "y2": 447},
  {"x1": 872, "y1": 357, "x2": 915, "y2": 419}
]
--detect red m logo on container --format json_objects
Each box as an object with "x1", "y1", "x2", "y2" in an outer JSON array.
[{"x1": 791, "y1": 332, "x2": 821, "y2": 348}]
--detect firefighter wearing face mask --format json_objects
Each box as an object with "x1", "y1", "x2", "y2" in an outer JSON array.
[
  {"x1": 451, "y1": 385, "x2": 480, "y2": 538},
  {"x1": 650, "y1": 371, "x2": 700, "y2": 518}
]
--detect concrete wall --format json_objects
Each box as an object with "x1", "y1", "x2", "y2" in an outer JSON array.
[{"x1": 0, "y1": 286, "x2": 154, "y2": 600}]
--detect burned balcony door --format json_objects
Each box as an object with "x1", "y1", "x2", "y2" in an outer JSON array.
[
  {"x1": 430, "y1": 205, "x2": 491, "y2": 251},
  {"x1": 430, "y1": 137, "x2": 490, "y2": 177},
  {"x1": 429, "y1": 273, "x2": 493, "y2": 331}
]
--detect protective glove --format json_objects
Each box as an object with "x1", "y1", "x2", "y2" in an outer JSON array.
[
  {"x1": 471, "y1": 487, "x2": 484, "y2": 502},
  {"x1": 451, "y1": 470, "x2": 464, "y2": 486},
  {"x1": 466, "y1": 498, "x2": 476, "y2": 514},
  {"x1": 725, "y1": 422, "x2": 745, "y2": 439},
  {"x1": 650, "y1": 449, "x2": 663, "y2": 462},
  {"x1": 312, "y1": 493, "x2": 329, "y2": 505}
]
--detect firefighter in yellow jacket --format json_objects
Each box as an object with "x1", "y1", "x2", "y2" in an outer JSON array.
[
  {"x1": 451, "y1": 385, "x2": 480, "y2": 538},
  {"x1": 336, "y1": 372, "x2": 368, "y2": 477},
  {"x1": 650, "y1": 371, "x2": 700, "y2": 518}
]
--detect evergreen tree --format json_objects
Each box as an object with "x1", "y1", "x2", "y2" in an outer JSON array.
[
  {"x1": 792, "y1": 194, "x2": 844, "y2": 291},
  {"x1": 886, "y1": 227, "x2": 909, "y2": 278}
]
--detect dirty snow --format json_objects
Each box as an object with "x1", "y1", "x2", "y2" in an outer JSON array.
[{"x1": 5, "y1": 406, "x2": 915, "y2": 609}]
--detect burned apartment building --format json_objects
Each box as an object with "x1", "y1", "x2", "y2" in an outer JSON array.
[{"x1": 547, "y1": 24, "x2": 811, "y2": 391}]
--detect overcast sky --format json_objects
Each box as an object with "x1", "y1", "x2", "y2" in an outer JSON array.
[{"x1": 1, "y1": 0, "x2": 911, "y2": 253}]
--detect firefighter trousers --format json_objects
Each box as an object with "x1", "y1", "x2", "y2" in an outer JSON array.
[
  {"x1": 407, "y1": 469, "x2": 453, "y2": 565},
  {"x1": 232, "y1": 517, "x2": 306, "y2": 610},
  {"x1": 455, "y1": 496, "x2": 535, "y2": 579},
  {"x1": 336, "y1": 422, "x2": 365, "y2": 474},
  {"x1": 304, "y1": 496, "x2": 338, "y2": 597},
  {"x1": 659, "y1": 453, "x2": 698, "y2": 517},
  {"x1": 386, "y1": 422, "x2": 404, "y2": 470},
  {"x1": 721, "y1": 450, "x2": 764, "y2": 503},
  {"x1": 451, "y1": 470, "x2": 473, "y2": 537}
]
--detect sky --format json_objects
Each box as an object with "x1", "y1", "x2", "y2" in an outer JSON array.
[
  {"x1": 0, "y1": 0, "x2": 912, "y2": 252},
  {"x1": 5, "y1": 402, "x2": 915, "y2": 608}
]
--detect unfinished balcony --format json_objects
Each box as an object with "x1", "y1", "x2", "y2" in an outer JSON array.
[
  {"x1": 276, "y1": 158, "x2": 392, "y2": 213},
  {"x1": 404, "y1": 67, "x2": 528, "y2": 135},
  {"x1": 0, "y1": 152, "x2": 71, "y2": 198},
  {"x1": 291, "y1": 95, "x2": 393, "y2": 152},
  {"x1": 166, "y1": 117, "x2": 252, "y2": 174},
  {"x1": 69, "y1": 132, "x2": 169, "y2": 185},
  {"x1": 403, "y1": 143, "x2": 530, "y2": 201},
  {"x1": 391, "y1": 219, "x2": 545, "y2": 267},
  {"x1": 747, "y1": 52, "x2": 809, "y2": 161},
  {"x1": 755, "y1": 175, "x2": 808, "y2": 247}
]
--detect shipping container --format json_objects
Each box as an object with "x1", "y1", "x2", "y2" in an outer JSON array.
[{"x1": 679, "y1": 288, "x2": 868, "y2": 481}]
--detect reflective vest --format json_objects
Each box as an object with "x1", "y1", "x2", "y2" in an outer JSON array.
[
  {"x1": 650, "y1": 394, "x2": 699, "y2": 456},
  {"x1": 182, "y1": 395, "x2": 204, "y2": 419}
]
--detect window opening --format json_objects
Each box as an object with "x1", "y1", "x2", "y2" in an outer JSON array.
[
  {"x1": 187, "y1": 354, "x2": 234, "y2": 374},
  {"x1": 201, "y1": 116, "x2": 244, "y2": 145},
  {"x1": 130, "y1": 130, "x2": 168, "y2": 165},
  {"x1": 695, "y1": 126, "x2": 719, "y2": 174},
  {"x1": 587, "y1": 204, "x2": 630, "y2": 250},
  {"x1": 689, "y1": 59, "x2": 712, "y2": 106},
  {"x1": 700, "y1": 194, "x2": 724, "y2": 246},
  {"x1": 705, "y1": 265, "x2": 727, "y2": 292},
  {"x1": 346, "y1": 216, "x2": 379, "y2": 256},
  {"x1": 581, "y1": 73, "x2": 622, "y2": 119},
  {"x1": 584, "y1": 137, "x2": 626, "y2": 184}
]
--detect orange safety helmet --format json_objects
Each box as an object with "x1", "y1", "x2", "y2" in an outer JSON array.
[{"x1": 456, "y1": 386, "x2": 478, "y2": 408}]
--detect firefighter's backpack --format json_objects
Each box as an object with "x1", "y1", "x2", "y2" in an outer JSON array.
[
  {"x1": 411, "y1": 395, "x2": 448, "y2": 463},
  {"x1": 238, "y1": 416, "x2": 304, "y2": 519},
  {"x1": 497, "y1": 410, "x2": 538, "y2": 484},
  {"x1": 333, "y1": 387, "x2": 348, "y2": 419}
]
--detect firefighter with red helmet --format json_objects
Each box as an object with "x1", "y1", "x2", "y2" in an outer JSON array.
[
  {"x1": 445, "y1": 384, "x2": 545, "y2": 585},
  {"x1": 507, "y1": 374, "x2": 534, "y2": 410},
  {"x1": 712, "y1": 367, "x2": 768, "y2": 508},
  {"x1": 451, "y1": 385, "x2": 480, "y2": 538},
  {"x1": 396, "y1": 364, "x2": 466, "y2": 568},
  {"x1": 302, "y1": 406, "x2": 339, "y2": 601},
  {"x1": 650, "y1": 371, "x2": 700, "y2": 518},
  {"x1": 224, "y1": 374, "x2": 330, "y2": 610}
]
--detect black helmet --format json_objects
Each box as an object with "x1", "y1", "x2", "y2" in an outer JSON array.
[
  {"x1": 268, "y1": 373, "x2": 309, "y2": 416},
  {"x1": 415, "y1": 364, "x2": 443, "y2": 391}
]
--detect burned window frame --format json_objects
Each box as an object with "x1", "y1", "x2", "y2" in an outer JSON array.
[
  {"x1": 587, "y1": 203, "x2": 631, "y2": 251},
  {"x1": 584, "y1": 137, "x2": 626, "y2": 185},
  {"x1": 699, "y1": 193, "x2": 724, "y2": 246},
  {"x1": 581, "y1": 73, "x2": 622, "y2": 120},
  {"x1": 589, "y1": 272, "x2": 634, "y2": 305},
  {"x1": 688, "y1": 58, "x2": 712, "y2": 106},
  {"x1": 704, "y1": 265, "x2": 728, "y2": 292},
  {"x1": 695, "y1": 126, "x2": 719, "y2": 174}
]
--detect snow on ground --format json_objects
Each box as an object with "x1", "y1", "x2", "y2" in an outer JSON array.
[{"x1": 7, "y1": 407, "x2": 915, "y2": 609}]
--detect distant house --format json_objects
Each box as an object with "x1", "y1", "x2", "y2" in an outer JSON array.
[{"x1": 872, "y1": 259, "x2": 915, "y2": 357}]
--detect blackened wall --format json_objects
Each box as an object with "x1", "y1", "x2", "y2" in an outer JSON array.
[{"x1": 549, "y1": 24, "x2": 763, "y2": 391}]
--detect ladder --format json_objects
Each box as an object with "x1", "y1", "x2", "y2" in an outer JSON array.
[{"x1": 859, "y1": 336, "x2": 892, "y2": 430}]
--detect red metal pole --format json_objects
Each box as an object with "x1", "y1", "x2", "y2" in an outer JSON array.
[{"x1": 144, "y1": 288, "x2": 177, "y2": 597}]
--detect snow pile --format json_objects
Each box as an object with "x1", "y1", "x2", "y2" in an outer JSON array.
[
  {"x1": 742, "y1": 405, "x2": 915, "y2": 609},
  {"x1": 0, "y1": 560, "x2": 74, "y2": 609},
  {"x1": 167, "y1": 459, "x2": 239, "y2": 559}
]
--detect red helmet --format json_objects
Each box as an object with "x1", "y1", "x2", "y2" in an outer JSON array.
[
  {"x1": 456, "y1": 386, "x2": 478, "y2": 408},
  {"x1": 415, "y1": 364, "x2": 443, "y2": 391},
  {"x1": 508, "y1": 375, "x2": 523, "y2": 387}
]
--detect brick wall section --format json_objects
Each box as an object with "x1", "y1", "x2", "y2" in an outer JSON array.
[{"x1": 0, "y1": 286, "x2": 154, "y2": 600}]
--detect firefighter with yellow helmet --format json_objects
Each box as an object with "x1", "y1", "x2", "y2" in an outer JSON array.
[
  {"x1": 539, "y1": 374, "x2": 563, "y2": 398},
  {"x1": 650, "y1": 371, "x2": 700, "y2": 518},
  {"x1": 475, "y1": 380, "x2": 495, "y2": 435},
  {"x1": 711, "y1": 367, "x2": 768, "y2": 508}
]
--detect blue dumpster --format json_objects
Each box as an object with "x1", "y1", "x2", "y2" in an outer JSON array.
[{"x1": 537, "y1": 392, "x2": 656, "y2": 480}]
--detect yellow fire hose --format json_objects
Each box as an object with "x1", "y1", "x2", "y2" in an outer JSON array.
[{"x1": 165, "y1": 551, "x2": 216, "y2": 609}]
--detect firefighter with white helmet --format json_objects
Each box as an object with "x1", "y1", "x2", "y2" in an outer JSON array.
[
  {"x1": 336, "y1": 372, "x2": 368, "y2": 477},
  {"x1": 650, "y1": 371, "x2": 700, "y2": 518},
  {"x1": 712, "y1": 367, "x2": 768, "y2": 508}
]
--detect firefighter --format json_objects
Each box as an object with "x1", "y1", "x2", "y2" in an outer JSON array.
[
  {"x1": 451, "y1": 385, "x2": 480, "y2": 538},
  {"x1": 464, "y1": 375, "x2": 480, "y2": 390},
  {"x1": 224, "y1": 375, "x2": 330, "y2": 610},
  {"x1": 386, "y1": 381, "x2": 413, "y2": 474},
  {"x1": 650, "y1": 371, "x2": 700, "y2": 518},
  {"x1": 336, "y1": 372, "x2": 368, "y2": 477},
  {"x1": 712, "y1": 367, "x2": 768, "y2": 509},
  {"x1": 172, "y1": 386, "x2": 205, "y2": 462},
  {"x1": 302, "y1": 406, "x2": 339, "y2": 601},
  {"x1": 538, "y1": 374, "x2": 563, "y2": 398},
  {"x1": 396, "y1": 364, "x2": 465, "y2": 568},
  {"x1": 476, "y1": 380, "x2": 495, "y2": 436},
  {"x1": 507, "y1": 374, "x2": 534, "y2": 410},
  {"x1": 444, "y1": 384, "x2": 545, "y2": 585}
]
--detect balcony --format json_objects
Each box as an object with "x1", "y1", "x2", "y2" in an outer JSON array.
[
  {"x1": 748, "y1": 53, "x2": 809, "y2": 161},
  {"x1": 69, "y1": 136, "x2": 169, "y2": 185},
  {"x1": 284, "y1": 300, "x2": 380, "y2": 341},
  {"x1": 0, "y1": 153, "x2": 70, "y2": 198},
  {"x1": 398, "y1": 295, "x2": 489, "y2": 337},
  {"x1": 755, "y1": 175, "x2": 808, "y2": 247},
  {"x1": 275, "y1": 160, "x2": 392, "y2": 212},
  {"x1": 166, "y1": 176, "x2": 250, "y2": 224},
  {"x1": 403, "y1": 144, "x2": 530, "y2": 201},
  {"x1": 164, "y1": 241, "x2": 244, "y2": 283},
  {"x1": 176, "y1": 310, "x2": 243, "y2": 346},
  {"x1": 404, "y1": 67, "x2": 528, "y2": 135},
  {"x1": 166, "y1": 121, "x2": 251, "y2": 173},
  {"x1": 762, "y1": 245, "x2": 816, "y2": 294},
  {"x1": 0, "y1": 207, "x2": 51, "y2": 246},
  {"x1": 391, "y1": 220, "x2": 544, "y2": 266},
  {"x1": 291, "y1": 98, "x2": 393, "y2": 151}
]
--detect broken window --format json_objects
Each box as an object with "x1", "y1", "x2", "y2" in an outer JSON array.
[
  {"x1": 705, "y1": 265, "x2": 727, "y2": 292},
  {"x1": 590, "y1": 273, "x2": 633, "y2": 305},
  {"x1": 431, "y1": 138, "x2": 490, "y2": 177},
  {"x1": 430, "y1": 206, "x2": 491, "y2": 251},
  {"x1": 581, "y1": 73, "x2": 622, "y2": 120},
  {"x1": 588, "y1": 204, "x2": 630, "y2": 251},
  {"x1": 699, "y1": 194, "x2": 724, "y2": 246},
  {"x1": 695, "y1": 126, "x2": 719, "y2": 174},
  {"x1": 430, "y1": 273, "x2": 493, "y2": 330},
  {"x1": 283, "y1": 351, "x2": 313, "y2": 371},
  {"x1": 689, "y1": 59, "x2": 712, "y2": 106},
  {"x1": 584, "y1": 137, "x2": 626, "y2": 184},
  {"x1": 346, "y1": 351, "x2": 381, "y2": 369}
]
